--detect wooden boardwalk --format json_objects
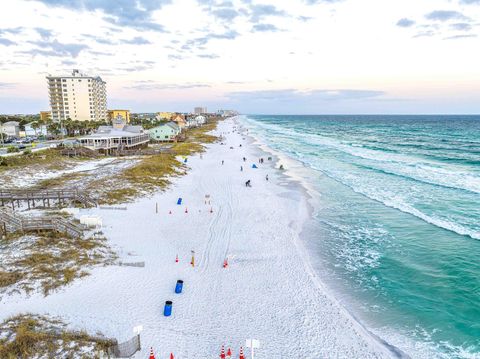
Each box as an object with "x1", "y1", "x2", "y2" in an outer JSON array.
[
  {"x1": 0, "y1": 189, "x2": 97, "y2": 209},
  {"x1": 0, "y1": 207, "x2": 84, "y2": 238}
]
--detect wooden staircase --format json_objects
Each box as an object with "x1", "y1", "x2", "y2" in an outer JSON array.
[{"x1": 0, "y1": 207, "x2": 84, "y2": 238}]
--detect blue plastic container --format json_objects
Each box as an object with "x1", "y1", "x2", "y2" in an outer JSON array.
[
  {"x1": 164, "y1": 301, "x2": 173, "y2": 316},
  {"x1": 175, "y1": 280, "x2": 184, "y2": 294},
  {"x1": 177, "y1": 198, "x2": 182, "y2": 205}
]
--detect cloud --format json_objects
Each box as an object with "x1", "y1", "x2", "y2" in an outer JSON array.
[
  {"x1": 28, "y1": 0, "x2": 170, "y2": 32},
  {"x1": 211, "y1": 7, "x2": 239, "y2": 20},
  {"x1": 35, "y1": 27, "x2": 53, "y2": 40},
  {"x1": 0, "y1": 38, "x2": 16, "y2": 46},
  {"x1": 223, "y1": 88, "x2": 387, "y2": 114},
  {"x1": 227, "y1": 88, "x2": 385, "y2": 102},
  {"x1": 197, "y1": 54, "x2": 220, "y2": 59},
  {"x1": 444, "y1": 34, "x2": 477, "y2": 40},
  {"x1": 179, "y1": 29, "x2": 240, "y2": 53},
  {"x1": 251, "y1": 23, "x2": 280, "y2": 32},
  {"x1": 304, "y1": 0, "x2": 343, "y2": 4},
  {"x1": 0, "y1": 82, "x2": 16, "y2": 89},
  {"x1": 413, "y1": 30, "x2": 436, "y2": 38},
  {"x1": 0, "y1": 27, "x2": 23, "y2": 35},
  {"x1": 120, "y1": 36, "x2": 152, "y2": 45},
  {"x1": 425, "y1": 10, "x2": 469, "y2": 22},
  {"x1": 396, "y1": 18, "x2": 415, "y2": 27},
  {"x1": 62, "y1": 60, "x2": 76, "y2": 66},
  {"x1": 121, "y1": 65, "x2": 152, "y2": 72},
  {"x1": 249, "y1": 4, "x2": 286, "y2": 22},
  {"x1": 168, "y1": 54, "x2": 184, "y2": 60},
  {"x1": 450, "y1": 22, "x2": 472, "y2": 31},
  {"x1": 25, "y1": 39, "x2": 89, "y2": 57},
  {"x1": 298, "y1": 16, "x2": 313, "y2": 22},
  {"x1": 81, "y1": 34, "x2": 116, "y2": 45},
  {"x1": 126, "y1": 81, "x2": 211, "y2": 90}
]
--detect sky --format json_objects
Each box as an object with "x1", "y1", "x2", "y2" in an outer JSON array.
[{"x1": 0, "y1": 0, "x2": 480, "y2": 115}]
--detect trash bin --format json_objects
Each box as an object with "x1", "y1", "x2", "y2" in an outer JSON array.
[
  {"x1": 164, "y1": 301, "x2": 173, "y2": 316},
  {"x1": 175, "y1": 280, "x2": 184, "y2": 294}
]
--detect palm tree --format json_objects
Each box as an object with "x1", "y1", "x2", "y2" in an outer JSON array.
[{"x1": 47, "y1": 122, "x2": 61, "y2": 137}]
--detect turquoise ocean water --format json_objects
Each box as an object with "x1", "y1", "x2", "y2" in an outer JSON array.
[{"x1": 243, "y1": 115, "x2": 480, "y2": 358}]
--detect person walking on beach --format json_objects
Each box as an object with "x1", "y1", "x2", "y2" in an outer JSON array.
[
  {"x1": 266, "y1": 174, "x2": 269, "y2": 181},
  {"x1": 222, "y1": 160, "x2": 224, "y2": 165},
  {"x1": 243, "y1": 157, "x2": 246, "y2": 162},
  {"x1": 241, "y1": 166, "x2": 243, "y2": 172},
  {"x1": 245, "y1": 180, "x2": 251, "y2": 187}
]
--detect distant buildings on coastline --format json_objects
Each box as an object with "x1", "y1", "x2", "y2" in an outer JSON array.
[
  {"x1": 194, "y1": 107, "x2": 207, "y2": 115},
  {"x1": 217, "y1": 109, "x2": 238, "y2": 117},
  {"x1": 46, "y1": 69, "x2": 107, "y2": 122},
  {"x1": 2, "y1": 73, "x2": 238, "y2": 146}
]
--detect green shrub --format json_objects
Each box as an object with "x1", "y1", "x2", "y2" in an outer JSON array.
[{"x1": 7, "y1": 146, "x2": 19, "y2": 153}]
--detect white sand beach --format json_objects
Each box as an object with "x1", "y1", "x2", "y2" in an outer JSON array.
[{"x1": 1, "y1": 118, "x2": 395, "y2": 358}]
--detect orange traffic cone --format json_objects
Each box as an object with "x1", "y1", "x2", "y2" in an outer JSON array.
[
  {"x1": 175, "y1": 254, "x2": 179, "y2": 263},
  {"x1": 149, "y1": 347, "x2": 155, "y2": 359},
  {"x1": 227, "y1": 347, "x2": 232, "y2": 358},
  {"x1": 170, "y1": 353, "x2": 174, "y2": 359},
  {"x1": 223, "y1": 258, "x2": 228, "y2": 268},
  {"x1": 239, "y1": 347, "x2": 245, "y2": 359},
  {"x1": 220, "y1": 345, "x2": 226, "y2": 359}
]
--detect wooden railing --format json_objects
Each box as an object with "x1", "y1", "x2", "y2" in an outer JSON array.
[
  {"x1": 0, "y1": 207, "x2": 84, "y2": 238},
  {"x1": 0, "y1": 188, "x2": 97, "y2": 209}
]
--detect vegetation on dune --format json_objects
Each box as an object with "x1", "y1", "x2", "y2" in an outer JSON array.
[
  {"x1": 0, "y1": 230, "x2": 117, "y2": 296},
  {"x1": 95, "y1": 118, "x2": 220, "y2": 204},
  {"x1": 0, "y1": 314, "x2": 114, "y2": 358},
  {"x1": 35, "y1": 172, "x2": 87, "y2": 189},
  {"x1": 0, "y1": 149, "x2": 68, "y2": 169}
]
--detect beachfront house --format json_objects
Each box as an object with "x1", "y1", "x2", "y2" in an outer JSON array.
[
  {"x1": 0, "y1": 121, "x2": 20, "y2": 137},
  {"x1": 25, "y1": 123, "x2": 48, "y2": 137},
  {"x1": 149, "y1": 122, "x2": 181, "y2": 142},
  {"x1": 156, "y1": 112, "x2": 175, "y2": 121},
  {"x1": 172, "y1": 114, "x2": 187, "y2": 129},
  {"x1": 195, "y1": 115, "x2": 206, "y2": 125},
  {"x1": 186, "y1": 115, "x2": 206, "y2": 128},
  {"x1": 78, "y1": 116, "x2": 150, "y2": 153}
]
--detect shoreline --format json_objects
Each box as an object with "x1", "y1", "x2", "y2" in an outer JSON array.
[
  {"x1": 236, "y1": 116, "x2": 407, "y2": 358},
  {"x1": 2, "y1": 117, "x2": 396, "y2": 358}
]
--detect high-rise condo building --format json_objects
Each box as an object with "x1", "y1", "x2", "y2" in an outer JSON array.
[
  {"x1": 46, "y1": 69, "x2": 107, "y2": 122},
  {"x1": 194, "y1": 107, "x2": 207, "y2": 114}
]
